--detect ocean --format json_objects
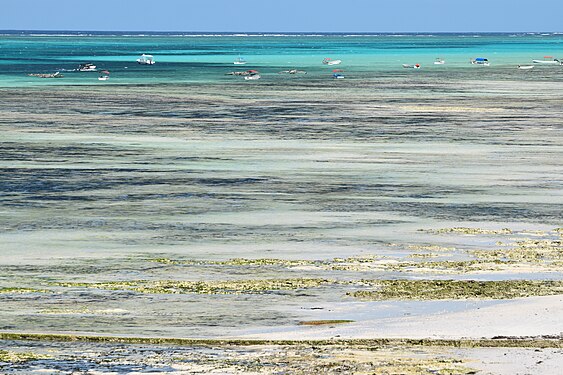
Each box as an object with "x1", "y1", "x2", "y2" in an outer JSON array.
[{"x1": 0, "y1": 32, "x2": 562, "y2": 86}]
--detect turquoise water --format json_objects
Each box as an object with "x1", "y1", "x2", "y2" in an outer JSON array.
[{"x1": 1, "y1": 32, "x2": 562, "y2": 86}]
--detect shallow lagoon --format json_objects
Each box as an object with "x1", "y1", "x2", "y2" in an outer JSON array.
[{"x1": 0, "y1": 33, "x2": 562, "y2": 373}]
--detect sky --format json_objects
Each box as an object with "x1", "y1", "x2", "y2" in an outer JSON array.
[{"x1": 1, "y1": 0, "x2": 562, "y2": 33}]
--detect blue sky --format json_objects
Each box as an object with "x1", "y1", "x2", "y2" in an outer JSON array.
[{"x1": 2, "y1": 0, "x2": 561, "y2": 32}]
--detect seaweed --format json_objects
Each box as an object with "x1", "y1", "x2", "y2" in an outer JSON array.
[
  {"x1": 349, "y1": 279, "x2": 563, "y2": 301},
  {"x1": 0, "y1": 350, "x2": 49, "y2": 363},
  {"x1": 55, "y1": 278, "x2": 333, "y2": 295}
]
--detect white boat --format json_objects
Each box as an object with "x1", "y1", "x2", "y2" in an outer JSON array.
[
  {"x1": 517, "y1": 65, "x2": 534, "y2": 70},
  {"x1": 78, "y1": 63, "x2": 97, "y2": 72},
  {"x1": 244, "y1": 74, "x2": 261, "y2": 80},
  {"x1": 234, "y1": 56, "x2": 247, "y2": 65},
  {"x1": 434, "y1": 58, "x2": 445, "y2": 65},
  {"x1": 137, "y1": 54, "x2": 155, "y2": 65},
  {"x1": 402, "y1": 63, "x2": 421, "y2": 69},
  {"x1": 471, "y1": 58, "x2": 490, "y2": 66},
  {"x1": 322, "y1": 58, "x2": 342, "y2": 65},
  {"x1": 532, "y1": 56, "x2": 560, "y2": 65},
  {"x1": 332, "y1": 73, "x2": 345, "y2": 79},
  {"x1": 278, "y1": 69, "x2": 307, "y2": 74},
  {"x1": 98, "y1": 70, "x2": 110, "y2": 80}
]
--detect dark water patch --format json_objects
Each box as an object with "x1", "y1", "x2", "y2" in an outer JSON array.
[
  {"x1": 0, "y1": 168, "x2": 270, "y2": 197},
  {"x1": 310, "y1": 199, "x2": 563, "y2": 223}
]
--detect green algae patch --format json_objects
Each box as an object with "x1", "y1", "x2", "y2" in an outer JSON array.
[
  {"x1": 0, "y1": 332, "x2": 561, "y2": 349},
  {"x1": 150, "y1": 256, "x2": 387, "y2": 269},
  {"x1": 472, "y1": 239, "x2": 562, "y2": 263},
  {"x1": 407, "y1": 245, "x2": 456, "y2": 252},
  {"x1": 362, "y1": 357, "x2": 473, "y2": 375},
  {"x1": 388, "y1": 260, "x2": 517, "y2": 273},
  {"x1": 298, "y1": 320, "x2": 355, "y2": 326},
  {"x1": 0, "y1": 288, "x2": 49, "y2": 294},
  {"x1": 56, "y1": 278, "x2": 334, "y2": 295},
  {"x1": 0, "y1": 350, "x2": 49, "y2": 363},
  {"x1": 150, "y1": 257, "x2": 316, "y2": 267},
  {"x1": 348, "y1": 280, "x2": 563, "y2": 301},
  {"x1": 425, "y1": 227, "x2": 513, "y2": 235},
  {"x1": 408, "y1": 253, "x2": 442, "y2": 259}
]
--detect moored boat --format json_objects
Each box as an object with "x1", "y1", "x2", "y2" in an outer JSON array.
[
  {"x1": 471, "y1": 57, "x2": 490, "y2": 66},
  {"x1": 137, "y1": 54, "x2": 155, "y2": 65},
  {"x1": 278, "y1": 69, "x2": 307, "y2": 74},
  {"x1": 78, "y1": 63, "x2": 97, "y2": 72},
  {"x1": 234, "y1": 56, "x2": 247, "y2": 65},
  {"x1": 517, "y1": 65, "x2": 534, "y2": 70},
  {"x1": 98, "y1": 70, "x2": 110, "y2": 80},
  {"x1": 322, "y1": 58, "x2": 342, "y2": 65},
  {"x1": 532, "y1": 56, "x2": 560, "y2": 65},
  {"x1": 244, "y1": 74, "x2": 261, "y2": 80},
  {"x1": 434, "y1": 58, "x2": 445, "y2": 65},
  {"x1": 226, "y1": 69, "x2": 258, "y2": 76},
  {"x1": 403, "y1": 63, "x2": 421, "y2": 69},
  {"x1": 332, "y1": 69, "x2": 345, "y2": 78}
]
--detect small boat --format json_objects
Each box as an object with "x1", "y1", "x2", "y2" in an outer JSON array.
[
  {"x1": 278, "y1": 69, "x2": 307, "y2": 74},
  {"x1": 532, "y1": 56, "x2": 560, "y2": 65},
  {"x1": 322, "y1": 58, "x2": 342, "y2": 65},
  {"x1": 332, "y1": 73, "x2": 345, "y2": 79},
  {"x1": 517, "y1": 65, "x2": 534, "y2": 70},
  {"x1": 137, "y1": 54, "x2": 155, "y2": 65},
  {"x1": 78, "y1": 63, "x2": 97, "y2": 72},
  {"x1": 98, "y1": 70, "x2": 110, "y2": 80},
  {"x1": 28, "y1": 72, "x2": 64, "y2": 79},
  {"x1": 226, "y1": 69, "x2": 259, "y2": 76},
  {"x1": 244, "y1": 73, "x2": 261, "y2": 80},
  {"x1": 402, "y1": 63, "x2": 421, "y2": 69},
  {"x1": 434, "y1": 58, "x2": 445, "y2": 65},
  {"x1": 471, "y1": 57, "x2": 490, "y2": 66},
  {"x1": 234, "y1": 56, "x2": 247, "y2": 65}
]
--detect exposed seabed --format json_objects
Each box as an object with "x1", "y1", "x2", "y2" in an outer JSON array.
[{"x1": 1, "y1": 75, "x2": 562, "y2": 373}]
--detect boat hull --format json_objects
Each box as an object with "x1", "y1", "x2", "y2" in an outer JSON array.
[{"x1": 532, "y1": 60, "x2": 560, "y2": 65}]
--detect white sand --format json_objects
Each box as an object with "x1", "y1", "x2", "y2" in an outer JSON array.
[{"x1": 238, "y1": 295, "x2": 563, "y2": 340}]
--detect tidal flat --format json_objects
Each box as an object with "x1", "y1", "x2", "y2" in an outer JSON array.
[
  {"x1": 1, "y1": 336, "x2": 563, "y2": 374},
  {"x1": 1, "y1": 73, "x2": 562, "y2": 373}
]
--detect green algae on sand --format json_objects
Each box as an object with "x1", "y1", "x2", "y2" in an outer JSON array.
[
  {"x1": 298, "y1": 320, "x2": 355, "y2": 326},
  {"x1": 472, "y1": 239, "x2": 562, "y2": 263},
  {"x1": 0, "y1": 350, "x2": 49, "y2": 363},
  {"x1": 349, "y1": 279, "x2": 563, "y2": 301},
  {"x1": 1, "y1": 332, "x2": 562, "y2": 348},
  {"x1": 424, "y1": 227, "x2": 513, "y2": 235},
  {"x1": 55, "y1": 278, "x2": 333, "y2": 295}
]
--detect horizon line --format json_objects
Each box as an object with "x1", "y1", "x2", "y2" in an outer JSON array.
[{"x1": 1, "y1": 29, "x2": 562, "y2": 34}]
